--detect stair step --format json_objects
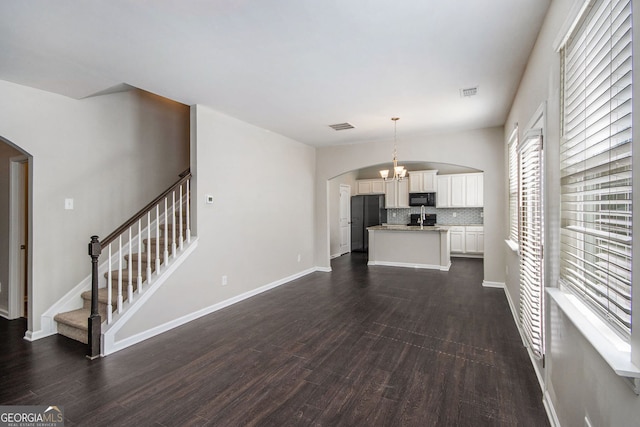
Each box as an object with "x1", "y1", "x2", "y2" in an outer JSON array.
[
  {"x1": 82, "y1": 287, "x2": 129, "y2": 304},
  {"x1": 125, "y1": 252, "x2": 164, "y2": 266},
  {"x1": 54, "y1": 308, "x2": 90, "y2": 344},
  {"x1": 103, "y1": 269, "x2": 147, "y2": 283}
]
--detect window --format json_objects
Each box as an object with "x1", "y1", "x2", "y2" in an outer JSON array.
[
  {"x1": 519, "y1": 127, "x2": 545, "y2": 359},
  {"x1": 508, "y1": 126, "x2": 519, "y2": 244},
  {"x1": 559, "y1": 0, "x2": 633, "y2": 337}
]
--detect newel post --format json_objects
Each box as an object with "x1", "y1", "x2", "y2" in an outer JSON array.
[{"x1": 87, "y1": 235, "x2": 102, "y2": 359}]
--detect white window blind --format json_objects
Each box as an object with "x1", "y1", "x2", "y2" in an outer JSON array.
[
  {"x1": 519, "y1": 129, "x2": 544, "y2": 359},
  {"x1": 508, "y1": 127, "x2": 519, "y2": 243},
  {"x1": 559, "y1": 0, "x2": 633, "y2": 336}
]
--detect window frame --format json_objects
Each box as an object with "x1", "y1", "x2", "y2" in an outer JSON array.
[{"x1": 558, "y1": 0, "x2": 633, "y2": 339}]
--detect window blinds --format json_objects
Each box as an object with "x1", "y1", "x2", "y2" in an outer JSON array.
[
  {"x1": 519, "y1": 129, "x2": 544, "y2": 359},
  {"x1": 560, "y1": 0, "x2": 633, "y2": 336},
  {"x1": 509, "y1": 128, "x2": 519, "y2": 243}
]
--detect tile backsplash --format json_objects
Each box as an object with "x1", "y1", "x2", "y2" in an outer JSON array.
[{"x1": 385, "y1": 207, "x2": 483, "y2": 225}]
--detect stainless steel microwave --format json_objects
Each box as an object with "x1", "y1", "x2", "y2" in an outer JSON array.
[{"x1": 409, "y1": 192, "x2": 436, "y2": 206}]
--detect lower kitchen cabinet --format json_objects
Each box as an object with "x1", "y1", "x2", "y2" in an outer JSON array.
[
  {"x1": 449, "y1": 226, "x2": 465, "y2": 253},
  {"x1": 449, "y1": 225, "x2": 484, "y2": 256}
]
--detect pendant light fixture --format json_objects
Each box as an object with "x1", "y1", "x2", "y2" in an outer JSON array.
[{"x1": 379, "y1": 117, "x2": 406, "y2": 181}]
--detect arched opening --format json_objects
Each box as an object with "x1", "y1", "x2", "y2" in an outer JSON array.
[
  {"x1": 0, "y1": 136, "x2": 33, "y2": 334},
  {"x1": 328, "y1": 160, "x2": 484, "y2": 260}
]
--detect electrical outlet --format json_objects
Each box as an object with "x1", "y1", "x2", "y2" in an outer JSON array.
[
  {"x1": 64, "y1": 198, "x2": 74, "y2": 210},
  {"x1": 206, "y1": 195, "x2": 214, "y2": 204},
  {"x1": 222, "y1": 275, "x2": 228, "y2": 286},
  {"x1": 297, "y1": 254, "x2": 301, "y2": 262}
]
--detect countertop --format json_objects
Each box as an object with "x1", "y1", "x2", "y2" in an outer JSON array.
[{"x1": 367, "y1": 224, "x2": 450, "y2": 232}]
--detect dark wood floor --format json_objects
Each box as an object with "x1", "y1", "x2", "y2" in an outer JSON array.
[{"x1": 0, "y1": 254, "x2": 549, "y2": 426}]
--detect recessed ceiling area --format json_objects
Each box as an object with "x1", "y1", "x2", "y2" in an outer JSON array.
[{"x1": 0, "y1": 0, "x2": 551, "y2": 147}]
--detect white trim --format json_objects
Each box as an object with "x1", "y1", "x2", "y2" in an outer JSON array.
[
  {"x1": 482, "y1": 281, "x2": 504, "y2": 289},
  {"x1": 543, "y1": 390, "x2": 561, "y2": 427},
  {"x1": 102, "y1": 238, "x2": 200, "y2": 354},
  {"x1": 505, "y1": 239, "x2": 519, "y2": 253},
  {"x1": 8, "y1": 155, "x2": 28, "y2": 320},
  {"x1": 547, "y1": 288, "x2": 640, "y2": 380},
  {"x1": 0, "y1": 308, "x2": 9, "y2": 319},
  {"x1": 103, "y1": 261, "x2": 320, "y2": 356},
  {"x1": 504, "y1": 285, "x2": 525, "y2": 344},
  {"x1": 367, "y1": 260, "x2": 451, "y2": 272},
  {"x1": 315, "y1": 266, "x2": 332, "y2": 272},
  {"x1": 553, "y1": 0, "x2": 592, "y2": 51},
  {"x1": 330, "y1": 252, "x2": 342, "y2": 259}
]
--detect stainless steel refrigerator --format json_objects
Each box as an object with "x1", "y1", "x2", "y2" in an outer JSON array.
[{"x1": 351, "y1": 194, "x2": 386, "y2": 252}]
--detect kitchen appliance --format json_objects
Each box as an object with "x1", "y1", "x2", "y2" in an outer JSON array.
[
  {"x1": 409, "y1": 213, "x2": 437, "y2": 226},
  {"x1": 351, "y1": 195, "x2": 387, "y2": 252},
  {"x1": 409, "y1": 192, "x2": 436, "y2": 207}
]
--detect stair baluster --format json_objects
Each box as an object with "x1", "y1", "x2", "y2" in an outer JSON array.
[
  {"x1": 127, "y1": 228, "x2": 134, "y2": 304},
  {"x1": 171, "y1": 191, "x2": 177, "y2": 259},
  {"x1": 117, "y1": 236, "x2": 123, "y2": 314},
  {"x1": 186, "y1": 180, "x2": 191, "y2": 243},
  {"x1": 155, "y1": 205, "x2": 161, "y2": 274},
  {"x1": 137, "y1": 219, "x2": 143, "y2": 294}
]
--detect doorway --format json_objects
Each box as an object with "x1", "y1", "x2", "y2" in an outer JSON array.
[
  {"x1": 9, "y1": 155, "x2": 30, "y2": 321},
  {"x1": 339, "y1": 184, "x2": 351, "y2": 255}
]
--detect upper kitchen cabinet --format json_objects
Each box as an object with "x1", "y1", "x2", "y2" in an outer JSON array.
[
  {"x1": 385, "y1": 179, "x2": 409, "y2": 208},
  {"x1": 356, "y1": 179, "x2": 385, "y2": 195},
  {"x1": 436, "y1": 173, "x2": 484, "y2": 208},
  {"x1": 408, "y1": 170, "x2": 438, "y2": 193}
]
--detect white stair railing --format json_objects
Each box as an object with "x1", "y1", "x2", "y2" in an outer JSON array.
[{"x1": 87, "y1": 169, "x2": 191, "y2": 359}]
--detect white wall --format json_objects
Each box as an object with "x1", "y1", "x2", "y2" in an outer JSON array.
[
  {"x1": 114, "y1": 104, "x2": 316, "y2": 340},
  {"x1": 315, "y1": 126, "x2": 505, "y2": 284},
  {"x1": 0, "y1": 80, "x2": 189, "y2": 334},
  {"x1": 504, "y1": 0, "x2": 640, "y2": 425},
  {"x1": 329, "y1": 171, "x2": 358, "y2": 258}
]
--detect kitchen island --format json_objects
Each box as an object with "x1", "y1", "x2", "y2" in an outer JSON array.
[{"x1": 367, "y1": 225, "x2": 451, "y2": 271}]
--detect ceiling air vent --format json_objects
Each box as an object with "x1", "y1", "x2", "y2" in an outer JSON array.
[
  {"x1": 329, "y1": 122, "x2": 355, "y2": 131},
  {"x1": 460, "y1": 86, "x2": 478, "y2": 97}
]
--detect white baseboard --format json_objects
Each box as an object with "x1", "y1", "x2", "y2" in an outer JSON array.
[
  {"x1": 543, "y1": 390, "x2": 561, "y2": 427},
  {"x1": 103, "y1": 265, "x2": 320, "y2": 356},
  {"x1": 368, "y1": 260, "x2": 450, "y2": 271},
  {"x1": 315, "y1": 266, "x2": 332, "y2": 272},
  {"x1": 0, "y1": 308, "x2": 9, "y2": 319},
  {"x1": 482, "y1": 280, "x2": 505, "y2": 288}
]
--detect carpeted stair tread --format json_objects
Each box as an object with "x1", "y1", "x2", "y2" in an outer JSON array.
[
  {"x1": 81, "y1": 287, "x2": 129, "y2": 304},
  {"x1": 54, "y1": 308, "x2": 90, "y2": 331}
]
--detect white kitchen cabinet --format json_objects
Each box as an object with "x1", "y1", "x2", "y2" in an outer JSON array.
[
  {"x1": 449, "y1": 226, "x2": 465, "y2": 253},
  {"x1": 464, "y1": 226, "x2": 485, "y2": 254},
  {"x1": 436, "y1": 173, "x2": 483, "y2": 208},
  {"x1": 384, "y1": 179, "x2": 409, "y2": 208},
  {"x1": 357, "y1": 179, "x2": 385, "y2": 195},
  {"x1": 409, "y1": 170, "x2": 438, "y2": 193},
  {"x1": 450, "y1": 225, "x2": 484, "y2": 256},
  {"x1": 464, "y1": 174, "x2": 484, "y2": 207},
  {"x1": 450, "y1": 175, "x2": 466, "y2": 207},
  {"x1": 436, "y1": 176, "x2": 451, "y2": 207}
]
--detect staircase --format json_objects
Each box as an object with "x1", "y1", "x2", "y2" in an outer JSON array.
[
  {"x1": 54, "y1": 224, "x2": 182, "y2": 343},
  {"x1": 53, "y1": 170, "x2": 191, "y2": 353}
]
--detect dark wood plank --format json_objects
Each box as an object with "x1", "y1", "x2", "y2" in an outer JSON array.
[{"x1": 0, "y1": 254, "x2": 549, "y2": 426}]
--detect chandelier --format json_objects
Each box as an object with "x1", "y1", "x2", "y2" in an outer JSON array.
[{"x1": 379, "y1": 117, "x2": 406, "y2": 181}]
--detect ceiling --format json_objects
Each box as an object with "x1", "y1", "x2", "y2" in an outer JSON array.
[{"x1": 0, "y1": 0, "x2": 550, "y2": 147}]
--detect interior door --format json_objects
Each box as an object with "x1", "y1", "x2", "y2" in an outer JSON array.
[{"x1": 339, "y1": 185, "x2": 351, "y2": 254}]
